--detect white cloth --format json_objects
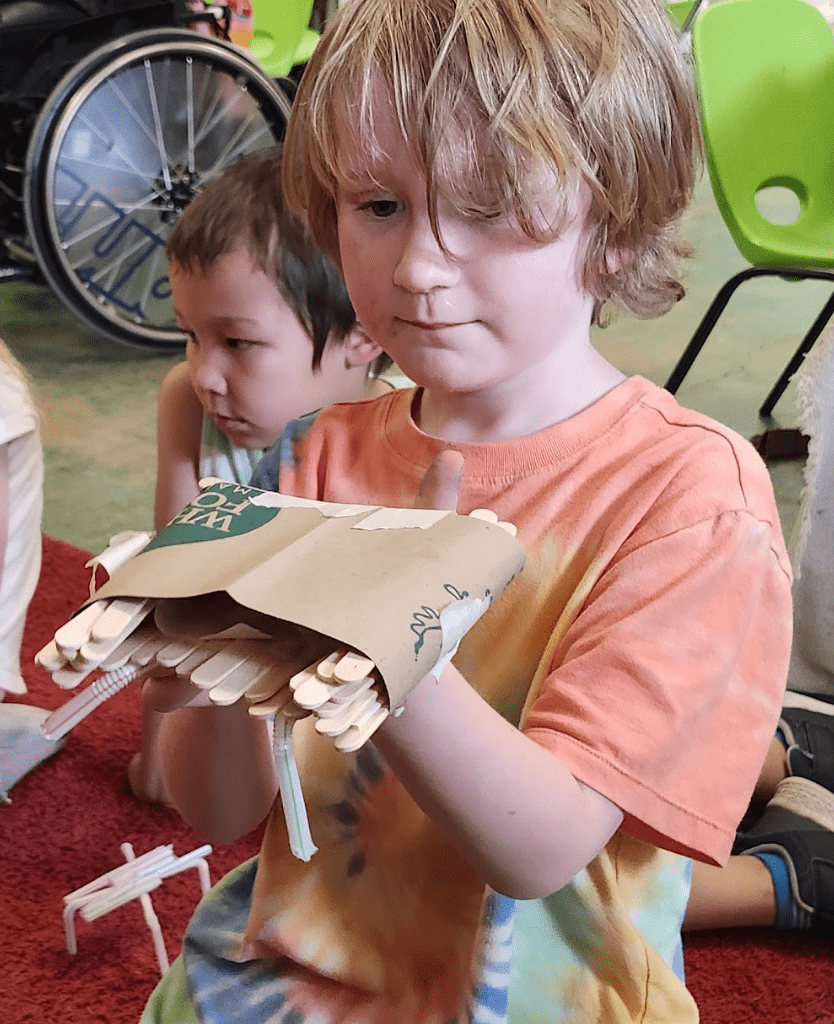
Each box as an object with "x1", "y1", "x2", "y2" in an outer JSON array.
[
  {"x1": 788, "y1": 325, "x2": 834, "y2": 696},
  {"x1": 0, "y1": 372, "x2": 43, "y2": 695},
  {"x1": 0, "y1": 703, "x2": 63, "y2": 801}
]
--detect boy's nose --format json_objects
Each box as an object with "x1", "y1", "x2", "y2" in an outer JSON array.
[
  {"x1": 189, "y1": 349, "x2": 227, "y2": 396},
  {"x1": 393, "y1": 221, "x2": 460, "y2": 294}
]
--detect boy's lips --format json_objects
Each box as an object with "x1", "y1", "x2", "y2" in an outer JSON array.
[
  {"x1": 399, "y1": 318, "x2": 466, "y2": 330},
  {"x1": 214, "y1": 413, "x2": 248, "y2": 431}
]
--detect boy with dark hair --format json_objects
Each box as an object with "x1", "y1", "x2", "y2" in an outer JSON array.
[{"x1": 130, "y1": 145, "x2": 393, "y2": 804}]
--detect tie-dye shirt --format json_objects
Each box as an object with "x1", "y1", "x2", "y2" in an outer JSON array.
[{"x1": 141, "y1": 375, "x2": 791, "y2": 1024}]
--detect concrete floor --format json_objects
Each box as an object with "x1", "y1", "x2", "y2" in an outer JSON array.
[{"x1": 1, "y1": 174, "x2": 826, "y2": 555}]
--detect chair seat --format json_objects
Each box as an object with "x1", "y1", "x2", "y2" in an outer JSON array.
[{"x1": 665, "y1": 0, "x2": 834, "y2": 415}]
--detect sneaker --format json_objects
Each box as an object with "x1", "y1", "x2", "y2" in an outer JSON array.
[
  {"x1": 780, "y1": 691, "x2": 834, "y2": 791},
  {"x1": 736, "y1": 776, "x2": 834, "y2": 934}
]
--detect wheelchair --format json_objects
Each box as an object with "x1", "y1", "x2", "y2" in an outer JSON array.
[{"x1": 0, "y1": 0, "x2": 292, "y2": 351}]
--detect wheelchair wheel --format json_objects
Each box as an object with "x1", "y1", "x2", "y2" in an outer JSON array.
[{"x1": 24, "y1": 28, "x2": 291, "y2": 352}]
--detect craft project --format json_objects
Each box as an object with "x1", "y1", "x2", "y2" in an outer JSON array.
[
  {"x1": 63, "y1": 842, "x2": 212, "y2": 975},
  {"x1": 38, "y1": 478, "x2": 526, "y2": 858}
]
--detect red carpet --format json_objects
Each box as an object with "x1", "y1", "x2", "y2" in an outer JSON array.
[{"x1": 3, "y1": 535, "x2": 833, "y2": 1023}]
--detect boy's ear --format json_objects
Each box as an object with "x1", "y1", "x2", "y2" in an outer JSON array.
[{"x1": 342, "y1": 325, "x2": 384, "y2": 369}]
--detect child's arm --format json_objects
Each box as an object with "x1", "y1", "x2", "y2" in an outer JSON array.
[
  {"x1": 375, "y1": 667, "x2": 624, "y2": 900},
  {"x1": 156, "y1": 699, "x2": 278, "y2": 844},
  {"x1": 146, "y1": 637, "x2": 324, "y2": 843},
  {"x1": 371, "y1": 450, "x2": 623, "y2": 900},
  {"x1": 154, "y1": 361, "x2": 204, "y2": 531}
]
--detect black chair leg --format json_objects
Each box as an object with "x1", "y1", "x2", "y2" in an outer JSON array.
[
  {"x1": 759, "y1": 290, "x2": 834, "y2": 419},
  {"x1": 665, "y1": 269, "x2": 755, "y2": 394}
]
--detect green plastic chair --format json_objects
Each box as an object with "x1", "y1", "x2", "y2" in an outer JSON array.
[
  {"x1": 667, "y1": 0, "x2": 703, "y2": 31},
  {"x1": 665, "y1": 0, "x2": 834, "y2": 417},
  {"x1": 249, "y1": 0, "x2": 318, "y2": 79}
]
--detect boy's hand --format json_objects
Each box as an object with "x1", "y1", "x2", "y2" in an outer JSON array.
[
  {"x1": 141, "y1": 630, "x2": 332, "y2": 714},
  {"x1": 415, "y1": 450, "x2": 464, "y2": 512},
  {"x1": 140, "y1": 672, "x2": 213, "y2": 713}
]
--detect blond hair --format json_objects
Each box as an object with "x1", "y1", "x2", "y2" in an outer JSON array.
[{"x1": 283, "y1": 0, "x2": 701, "y2": 324}]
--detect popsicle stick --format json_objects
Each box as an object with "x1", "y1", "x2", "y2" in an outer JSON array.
[
  {"x1": 189, "y1": 642, "x2": 254, "y2": 689},
  {"x1": 128, "y1": 635, "x2": 170, "y2": 667},
  {"x1": 154, "y1": 638, "x2": 204, "y2": 669},
  {"x1": 468, "y1": 508, "x2": 499, "y2": 524},
  {"x1": 209, "y1": 657, "x2": 281, "y2": 706},
  {"x1": 289, "y1": 662, "x2": 318, "y2": 692},
  {"x1": 334, "y1": 705, "x2": 389, "y2": 753},
  {"x1": 34, "y1": 639, "x2": 68, "y2": 673},
  {"x1": 174, "y1": 641, "x2": 227, "y2": 678},
  {"x1": 339, "y1": 693, "x2": 384, "y2": 734},
  {"x1": 54, "y1": 600, "x2": 109, "y2": 655},
  {"x1": 68, "y1": 650, "x2": 98, "y2": 671},
  {"x1": 82, "y1": 603, "x2": 156, "y2": 664},
  {"x1": 328, "y1": 675, "x2": 376, "y2": 705},
  {"x1": 52, "y1": 664, "x2": 97, "y2": 690},
  {"x1": 314, "y1": 690, "x2": 378, "y2": 736},
  {"x1": 97, "y1": 621, "x2": 164, "y2": 669},
  {"x1": 292, "y1": 675, "x2": 343, "y2": 710},
  {"x1": 282, "y1": 701, "x2": 311, "y2": 721},
  {"x1": 243, "y1": 666, "x2": 293, "y2": 703},
  {"x1": 315, "y1": 650, "x2": 347, "y2": 683},
  {"x1": 333, "y1": 652, "x2": 375, "y2": 684},
  {"x1": 310, "y1": 677, "x2": 375, "y2": 717},
  {"x1": 247, "y1": 684, "x2": 292, "y2": 718},
  {"x1": 90, "y1": 597, "x2": 154, "y2": 643}
]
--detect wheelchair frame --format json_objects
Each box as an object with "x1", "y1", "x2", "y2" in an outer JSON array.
[{"x1": 0, "y1": 0, "x2": 292, "y2": 351}]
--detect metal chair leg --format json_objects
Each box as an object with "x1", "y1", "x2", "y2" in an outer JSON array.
[
  {"x1": 759, "y1": 289, "x2": 834, "y2": 418},
  {"x1": 665, "y1": 268, "x2": 757, "y2": 394}
]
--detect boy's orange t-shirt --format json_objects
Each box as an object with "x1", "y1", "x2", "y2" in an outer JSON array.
[{"x1": 237, "y1": 376, "x2": 791, "y2": 1022}]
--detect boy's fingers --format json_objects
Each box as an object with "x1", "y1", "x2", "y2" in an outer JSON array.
[
  {"x1": 141, "y1": 674, "x2": 213, "y2": 713},
  {"x1": 416, "y1": 450, "x2": 464, "y2": 512}
]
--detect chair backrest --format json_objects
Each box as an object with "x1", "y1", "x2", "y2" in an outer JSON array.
[
  {"x1": 667, "y1": 0, "x2": 701, "y2": 30},
  {"x1": 692, "y1": 0, "x2": 834, "y2": 268},
  {"x1": 249, "y1": 0, "x2": 315, "y2": 78}
]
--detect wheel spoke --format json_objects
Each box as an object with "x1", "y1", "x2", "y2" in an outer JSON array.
[
  {"x1": 186, "y1": 58, "x2": 196, "y2": 174},
  {"x1": 28, "y1": 32, "x2": 288, "y2": 346},
  {"x1": 144, "y1": 59, "x2": 172, "y2": 190}
]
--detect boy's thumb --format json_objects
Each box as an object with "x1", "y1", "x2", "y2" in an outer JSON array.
[{"x1": 415, "y1": 450, "x2": 464, "y2": 512}]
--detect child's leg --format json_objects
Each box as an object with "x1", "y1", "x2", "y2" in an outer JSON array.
[
  {"x1": 684, "y1": 857, "x2": 776, "y2": 930},
  {"x1": 685, "y1": 696, "x2": 834, "y2": 933},
  {"x1": 683, "y1": 734, "x2": 785, "y2": 930},
  {"x1": 751, "y1": 735, "x2": 789, "y2": 804},
  {"x1": 128, "y1": 694, "x2": 172, "y2": 805}
]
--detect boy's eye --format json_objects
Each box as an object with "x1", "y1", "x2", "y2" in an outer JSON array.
[
  {"x1": 225, "y1": 337, "x2": 255, "y2": 351},
  {"x1": 360, "y1": 198, "x2": 402, "y2": 219}
]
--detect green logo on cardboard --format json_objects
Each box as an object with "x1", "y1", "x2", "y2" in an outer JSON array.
[{"x1": 147, "y1": 481, "x2": 281, "y2": 550}]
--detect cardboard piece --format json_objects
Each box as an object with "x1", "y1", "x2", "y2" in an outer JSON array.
[{"x1": 89, "y1": 479, "x2": 526, "y2": 708}]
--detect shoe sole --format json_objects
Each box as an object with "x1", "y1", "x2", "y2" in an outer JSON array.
[{"x1": 769, "y1": 776, "x2": 834, "y2": 833}]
